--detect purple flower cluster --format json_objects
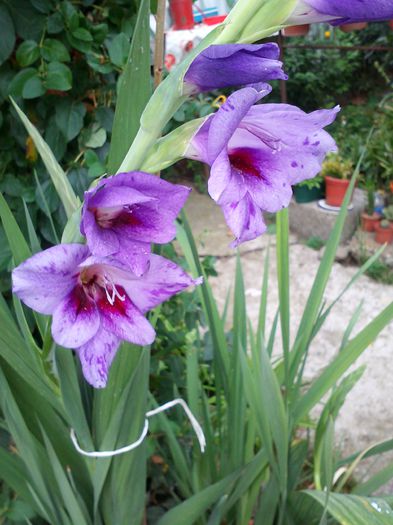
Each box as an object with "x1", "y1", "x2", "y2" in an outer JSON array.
[
  {"x1": 12, "y1": 41, "x2": 340, "y2": 387},
  {"x1": 13, "y1": 173, "x2": 199, "y2": 388}
]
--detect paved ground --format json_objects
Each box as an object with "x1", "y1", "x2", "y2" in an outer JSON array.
[{"x1": 183, "y1": 188, "x2": 393, "y2": 483}]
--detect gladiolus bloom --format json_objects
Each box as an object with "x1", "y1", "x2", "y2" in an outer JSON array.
[
  {"x1": 81, "y1": 171, "x2": 191, "y2": 276},
  {"x1": 12, "y1": 244, "x2": 201, "y2": 388},
  {"x1": 186, "y1": 87, "x2": 339, "y2": 246},
  {"x1": 183, "y1": 43, "x2": 287, "y2": 95}
]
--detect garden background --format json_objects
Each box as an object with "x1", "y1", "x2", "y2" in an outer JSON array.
[{"x1": 1, "y1": 1, "x2": 393, "y2": 523}]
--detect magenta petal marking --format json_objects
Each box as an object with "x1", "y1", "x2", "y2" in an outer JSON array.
[
  {"x1": 81, "y1": 171, "x2": 191, "y2": 271},
  {"x1": 51, "y1": 286, "x2": 100, "y2": 348},
  {"x1": 98, "y1": 290, "x2": 156, "y2": 346}
]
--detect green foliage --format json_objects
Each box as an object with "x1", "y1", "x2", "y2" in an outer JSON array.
[
  {"x1": 297, "y1": 174, "x2": 324, "y2": 190},
  {"x1": 365, "y1": 95, "x2": 393, "y2": 190},
  {"x1": 0, "y1": 0, "x2": 141, "y2": 288},
  {"x1": 383, "y1": 205, "x2": 393, "y2": 222},
  {"x1": 305, "y1": 236, "x2": 326, "y2": 251},
  {"x1": 283, "y1": 23, "x2": 393, "y2": 112}
]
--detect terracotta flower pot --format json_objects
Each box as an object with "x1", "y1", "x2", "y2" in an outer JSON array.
[
  {"x1": 340, "y1": 22, "x2": 368, "y2": 32},
  {"x1": 325, "y1": 176, "x2": 351, "y2": 207},
  {"x1": 361, "y1": 212, "x2": 380, "y2": 232},
  {"x1": 375, "y1": 222, "x2": 393, "y2": 244},
  {"x1": 283, "y1": 24, "x2": 310, "y2": 37}
]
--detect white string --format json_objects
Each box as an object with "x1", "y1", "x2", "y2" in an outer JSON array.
[{"x1": 70, "y1": 398, "x2": 206, "y2": 458}]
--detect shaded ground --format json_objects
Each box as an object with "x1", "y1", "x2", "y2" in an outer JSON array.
[{"x1": 183, "y1": 188, "x2": 393, "y2": 482}]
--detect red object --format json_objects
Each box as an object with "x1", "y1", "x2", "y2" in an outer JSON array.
[
  {"x1": 203, "y1": 15, "x2": 227, "y2": 26},
  {"x1": 389, "y1": 20, "x2": 393, "y2": 30},
  {"x1": 361, "y1": 212, "x2": 380, "y2": 232},
  {"x1": 325, "y1": 176, "x2": 351, "y2": 207},
  {"x1": 170, "y1": 0, "x2": 194, "y2": 30},
  {"x1": 165, "y1": 53, "x2": 176, "y2": 70},
  {"x1": 375, "y1": 223, "x2": 393, "y2": 244},
  {"x1": 340, "y1": 22, "x2": 368, "y2": 32},
  {"x1": 283, "y1": 24, "x2": 310, "y2": 37}
]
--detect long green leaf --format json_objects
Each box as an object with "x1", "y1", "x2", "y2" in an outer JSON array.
[
  {"x1": 293, "y1": 300, "x2": 393, "y2": 422},
  {"x1": 10, "y1": 98, "x2": 78, "y2": 218},
  {"x1": 302, "y1": 490, "x2": 393, "y2": 525},
  {"x1": 107, "y1": 0, "x2": 151, "y2": 173}
]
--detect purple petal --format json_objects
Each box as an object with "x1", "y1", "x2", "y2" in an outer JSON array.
[
  {"x1": 183, "y1": 43, "x2": 287, "y2": 94},
  {"x1": 206, "y1": 87, "x2": 270, "y2": 164},
  {"x1": 98, "y1": 292, "x2": 156, "y2": 346},
  {"x1": 222, "y1": 193, "x2": 267, "y2": 246},
  {"x1": 82, "y1": 208, "x2": 120, "y2": 257},
  {"x1": 77, "y1": 328, "x2": 120, "y2": 388},
  {"x1": 112, "y1": 238, "x2": 151, "y2": 277},
  {"x1": 306, "y1": 0, "x2": 393, "y2": 23},
  {"x1": 87, "y1": 185, "x2": 155, "y2": 209},
  {"x1": 12, "y1": 244, "x2": 89, "y2": 315},
  {"x1": 81, "y1": 171, "x2": 191, "y2": 268},
  {"x1": 226, "y1": 148, "x2": 294, "y2": 213},
  {"x1": 119, "y1": 254, "x2": 202, "y2": 313},
  {"x1": 208, "y1": 149, "x2": 247, "y2": 205},
  {"x1": 52, "y1": 286, "x2": 101, "y2": 348},
  {"x1": 113, "y1": 172, "x2": 191, "y2": 217}
]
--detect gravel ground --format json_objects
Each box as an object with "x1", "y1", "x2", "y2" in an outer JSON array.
[{"x1": 184, "y1": 188, "x2": 393, "y2": 482}]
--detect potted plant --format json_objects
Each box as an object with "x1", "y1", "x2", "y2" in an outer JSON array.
[
  {"x1": 375, "y1": 205, "x2": 393, "y2": 244},
  {"x1": 283, "y1": 24, "x2": 310, "y2": 37},
  {"x1": 321, "y1": 154, "x2": 354, "y2": 207},
  {"x1": 293, "y1": 174, "x2": 325, "y2": 203},
  {"x1": 361, "y1": 182, "x2": 380, "y2": 232}
]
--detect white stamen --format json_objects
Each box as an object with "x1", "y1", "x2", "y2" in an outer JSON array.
[{"x1": 104, "y1": 274, "x2": 125, "y2": 305}]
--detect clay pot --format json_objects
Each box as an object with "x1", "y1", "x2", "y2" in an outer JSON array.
[
  {"x1": 340, "y1": 22, "x2": 368, "y2": 32},
  {"x1": 361, "y1": 212, "x2": 380, "y2": 232},
  {"x1": 375, "y1": 222, "x2": 393, "y2": 244},
  {"x1": 283, "y1": 24, "x2": 310, "y2": 37},
  {"x1": 325, "y1": 176, "x2": 351, "y2": 207}
]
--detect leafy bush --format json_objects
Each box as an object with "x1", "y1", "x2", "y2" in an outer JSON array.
[{"x1": 0, "y1": 0, "x2": 141, "y2": 289}]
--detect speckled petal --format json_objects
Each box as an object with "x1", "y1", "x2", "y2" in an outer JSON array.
[
  {"x1": 77, "y1": 328, "x2": 120, "y2": 388},
  {"x1": 12, "y1": 244, "x2": 89, "y2": 315}
]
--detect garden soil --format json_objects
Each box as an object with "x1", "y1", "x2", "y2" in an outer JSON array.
[{"x1": 183, "y1": 187, "x2": 393, "y2": 483}]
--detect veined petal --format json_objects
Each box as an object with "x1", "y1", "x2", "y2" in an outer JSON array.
[
  {"x1": 222, "y1": 193, "x2": 267, "y2": 246},
  {"x1": 52, "y1": 286, "x2": 100, "y2": 348},
  {"x1": 119, "y1": 255, "x2": 202, "y2": 314},
  {"x1": 209, "y1": 149, "x2": 247, "y2": 205},
  {"x1": 77, "y1": 328, "x2": 120, "y2": 388},
  {"x1": 113, "y1": 239, "x2": 151, "y2": 277},
  {"x1": 207, "y1": 86, "x2": 270, "y2": 164},
  {"x1": 98, "y1": 292, "x2": 156, "y2": 346},
  {"x1": 12, "y1": 244, "x2": 89, "y2": 315},
  {"x1": 227, "y1": 147, "x2": 294, "y2": 213}
]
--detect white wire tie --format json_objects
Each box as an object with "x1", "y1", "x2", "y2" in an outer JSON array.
[{"x1": 70, "y1": 398, "x2": 206, "y2": 458}]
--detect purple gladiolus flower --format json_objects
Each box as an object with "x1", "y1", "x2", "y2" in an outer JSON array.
[
  {"x1": 81, "y1": 171, "x2": 191, "y2": 276},
  {"x1": 12, "y1": 244, "x2": 201, "y2": 388},
  {"x1": 186, "y1": 87, "x2": 339, "y2": 246},
  {"x1": 290, "y1": 0, "x2": 393, "y2": 24},
  {"x1": 183, "y1": 43, "x2": 287, "y2": 95}
]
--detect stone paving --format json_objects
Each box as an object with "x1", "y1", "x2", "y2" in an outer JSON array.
[{"x1": 183, "y1": 188, "x2": 393, "y2": 482}]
